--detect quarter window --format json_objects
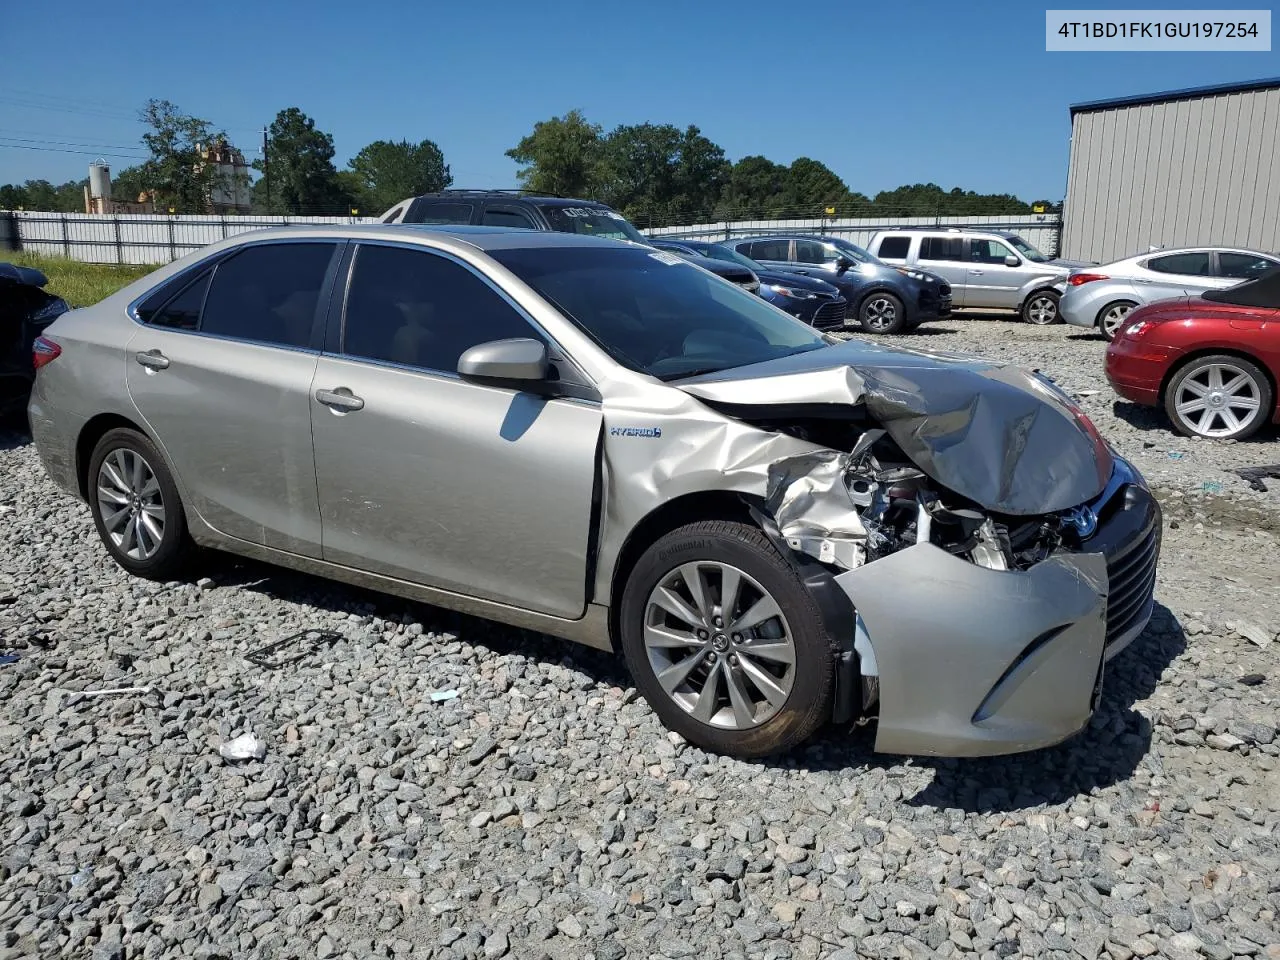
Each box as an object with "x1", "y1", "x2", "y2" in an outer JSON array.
[
  {"x1": 200, "y1": 243, "x2": 337, "y2": 349},
  {"x1": 481, "y1": 208, "x2": 536, "y2": 229},
  {"x1": 141, "y1": 270, "x2": 211, "y2": 331},
  {"x1": 919, "y1": 237, "x2": 965, "y2": 261},
  {"x1": 877, "y1": 236, "x2": 911, "y2": 259},
  {"x1": 1218, "y1": 252, "x2": 1277, "y2": 279},
  {"x1": 342, "y1": 244, "x2": 541, "y2": 374},
  {"x1": 410, "y1": 201, "x2": 474, "y2": 224},
  {"x1": 1147, "y1": 252, "x2": 1213, "y2": 276}
]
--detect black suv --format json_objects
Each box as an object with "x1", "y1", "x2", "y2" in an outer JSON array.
[{"x1": 382, "y1": 191, "x2": 761, "y2": 293}]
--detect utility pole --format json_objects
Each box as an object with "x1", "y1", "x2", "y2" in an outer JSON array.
[{"x1": 262, "y1": 126, "x2": 270, "y2": 212}]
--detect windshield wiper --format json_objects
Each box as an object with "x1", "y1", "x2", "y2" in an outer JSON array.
[{"x1": 659, "y1": 366, "x2": 727, "y2": 382}]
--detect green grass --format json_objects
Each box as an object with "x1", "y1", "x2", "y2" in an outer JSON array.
[{"x1": 2, "y1": 251, "x2": 159, "y2": 307}]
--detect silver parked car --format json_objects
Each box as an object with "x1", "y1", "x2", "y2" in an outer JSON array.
[
  {"x1": 865, "y1": 228, "x2": 1092, "y2": 324},
  {"x1": 30, "y1": 225, "x2": 1160, "y2": 759},
  {"x1": 1061, "y1": 246, "x2": 1280, "y2": 340}
]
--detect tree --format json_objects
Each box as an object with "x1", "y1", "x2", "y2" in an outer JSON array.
[
  {"x1": 0, "y1": 184, "x2": 28, "y2": 209},
  {"x1": 672, "y1": 125, "x2": 729, "y2": 223},
  {"x1": 506, "y1": 110, "x2": 603, "y2": 198},
  {"x1": 596, "y1": 122, "x2": 683, "y2": 222},
  {"x1": 109, "y1": 165, "x2": 149, "y2": 204},
  {"x1": 256, "y1": 107, "x2": 352, "y2": 215},
  {"x1": 721, "y1": 156, "x2": 790, "y2": 219},
  {"x1": 139, "y1": 99, "x2": 234, "y2": 213},
  {"x1": 349, "y1": 139, "x2": 451, "y2": 214},
  {"x1": 785, "y1": 158, "x2": 855, "y2": 214}
]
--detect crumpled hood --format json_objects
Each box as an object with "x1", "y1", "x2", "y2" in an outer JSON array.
[{"x1": 677, "y1": 339, "x2": 1113, "y2": 515}]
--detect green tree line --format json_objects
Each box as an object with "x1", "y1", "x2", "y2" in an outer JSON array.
[{"x1": 1, "y1": 102, "x2": 1060, "y2": 223}]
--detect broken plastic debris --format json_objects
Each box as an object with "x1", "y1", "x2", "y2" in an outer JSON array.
[
  {"x1": 218, "y1": 733, "x2": 267, "y2": 761},
  {"x1": 1234, "y1": 463, "x2": 1280, "y2": 493},
  {"x1": 1234, "y1": 622, "x2": 1273, "y2": 648},
  {"x1": 0, "y1": 653, "x2": 18, "y2": 666},
  {"x1": 0, "y1": 504, "x2": 14, "y2": 515},
  {"x1": 1238, "y1": 673, "x2": 1265, "y2": 687},
  {"x1": 53, "y1": 685, "x2": 153, "y2": 708},
  {"x1": 1201, "y1": 481, "x2": 1224, "y2": 495},
  {"x1": 429, "y1": 689, "x2": 460, "y2": 703},
  {"x1": 1166, "y1": 451, "x2": 1187, "y2": 460},
  {"x1": 244, "y1": 629, "x2": 342, "y2": 670}
]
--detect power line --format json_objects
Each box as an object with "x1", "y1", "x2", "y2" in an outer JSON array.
[{"x1": 0, "y1": 141, "x2": 147, "y2": 160}]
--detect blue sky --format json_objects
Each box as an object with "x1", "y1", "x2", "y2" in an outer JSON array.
[{"x1": 2, "y1": 0, "x2": 1276, "y2": 201}]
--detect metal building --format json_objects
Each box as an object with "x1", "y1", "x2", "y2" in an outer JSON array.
[{"x1": 1061, "y1": 76, "x2": 1280, "y2": 263}]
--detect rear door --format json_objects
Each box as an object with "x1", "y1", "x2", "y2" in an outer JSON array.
[
  {"x1": 1138, "y1": 250, "x2": 1216, "y2": 300},
  {"x1": 917, "y1": 236, "x2": 970, "y2": 305},
  {"x1": 125, "y1": 240, "x2": 342, "y2": 557},
  {"x1": 310, "y1": 241, "x2": 603, "y2": 618},
  {"x1": 792, "y1": 239, "x2": 837, "y2": 278}
]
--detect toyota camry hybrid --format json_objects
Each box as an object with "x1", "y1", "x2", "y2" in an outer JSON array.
[{"x1": 29, "y1": 225, "x2": 1161, "y2": 758}]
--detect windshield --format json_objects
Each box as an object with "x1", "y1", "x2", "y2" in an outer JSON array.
[
  {"x1": 829, "y1": 237, "x2": 881, "y2": 265},
  {"x1": 1005, "y1": 235, "x2": 1048, "y2": 263},
  {"x1": 490, "y1": 246, "x2": 827, "y2": 381},
  {"x1": 540, "y1": 205, "x2": 649, "y2": 244}
]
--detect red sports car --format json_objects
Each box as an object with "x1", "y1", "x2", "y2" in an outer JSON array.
[{"x1": 1105, "y1": 268, "x2": 1280, "y2": 440}]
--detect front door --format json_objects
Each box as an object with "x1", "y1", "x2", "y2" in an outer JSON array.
[
  {"x1": 310, "y1": 242, "x2": 602, "y2": 619},
  {"x1": 965, "y1": 237, "x2": 1026, "y2": 309},
  {"x1": 125, "y1": 240, "x2": 342, "y2": 557}
]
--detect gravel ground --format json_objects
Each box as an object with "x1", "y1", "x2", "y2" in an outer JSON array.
[{"x1": 2, "y1": 315, "x2": 1279, "y2": 960}]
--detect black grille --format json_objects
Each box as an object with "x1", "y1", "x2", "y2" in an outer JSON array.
[
  {"x1": 1105, "y1": 520, "x2": 1159, "y2": 647},
  {"x1": 812, "y1": 300, "x2": 847, "y2": 329},
  {"x1": 938, "y1": 281, "x2": 952, "y2": 296}
]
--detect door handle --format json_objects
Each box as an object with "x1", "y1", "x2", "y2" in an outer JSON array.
[
  {"x1": 968, "y1": 269, "x2": 984, "y2": 275},
  {"x1": 134, "y1": 349, "x2": 170, "y2": 370},
  {"x1": 315, "y1": 387, "x2": 365, "y2": 412}
]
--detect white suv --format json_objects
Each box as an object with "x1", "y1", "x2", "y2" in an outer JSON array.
[{"x1": 865, "y1": 229, "x2": 1092, "y2": 324}]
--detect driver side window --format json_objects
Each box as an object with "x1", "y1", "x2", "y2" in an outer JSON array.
[
  {"x1": 969, "y1": 239, "x2": 1015, "y2": 264},
  {"x1": 342, "y1": 244, "x2": 542, "y2": 374}
]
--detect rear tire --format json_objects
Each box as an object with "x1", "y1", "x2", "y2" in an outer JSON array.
[
  {"x1": 619, "y1": 521, "x2": 835, "y2": 758},
  {"x1": 1022, "y1": 290, "x2": 1060, "y2": 325},
  {"x1": 858, "y1": 292, "x2": 906, "y2": 334},
  {"x1": 87, "y1": 428, "x2": 196, "y2": 580},
  {"x1": 1097, "y1": 300, "x2": 1137, "y2": 341},
  {"x1": 1164, "y1": 354, "x2": 1272, "y2": 441}
]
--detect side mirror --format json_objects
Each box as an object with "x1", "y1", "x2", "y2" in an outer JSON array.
[
  {"x1": 457, "y1": 338, "x2": 550, "y2": 386},
  {"x1": 1004, "y1": 255, "x2": 1021, "y2": 267},
  {"x1": 835, "y1": 256, "x2": 852, "y2": 274}
]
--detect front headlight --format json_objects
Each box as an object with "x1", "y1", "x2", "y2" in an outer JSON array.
[
  {"x1": 768, "y1": 284, "x2": 816, "y2": 300},
  {"x1": 894, "y1": 267, "x2": 927, "y2": 281},
  {"x1": 1122, "y1": 319, "x2": 1152, "y2": 339}
]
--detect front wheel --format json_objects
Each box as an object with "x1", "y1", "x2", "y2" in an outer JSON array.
[
  {"x1": 858, "y1": 292, "x2": 906, "y2": 334},
  {"x1": 88, "y1": 428, "x2": 196, "y2": 579},
  {"x1": 619, "y1": 521, "x2": 835, "y2": 758},
  {"x1": 1164, "y1": 355, "x2": 1272, "y2": 441},
  {"x1": 1022, "y1": 290, "x2": 1060, "y2": 325}
]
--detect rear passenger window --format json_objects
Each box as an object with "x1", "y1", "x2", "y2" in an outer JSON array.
[
  {"x1": 201, "y1": 243, "x2": 337, "y2": 349},
  {"x1": 342, "y1": 244, "x2": 541, "y2": 374},
  {"x1": 410, "y1": 201, "x2": 473, "y2": 224},
  {"x1": 876, "y1": 236, "x2": 911, "y2": 259},
  {"x1": 141, "y1": 270, "x2": 211, "y2": 330},
  {"x1": 793, "y1": 240, "x2": 827, "y2": 264},
  {"x1": 920, "y1": 237, "x2": 965, "y2": 261},
  {"x1": 1218, "y1": 252, "x2": 1276, "y2": 279},
  {"x1": 748, "y1": 240, "x2": 789, "y2": 261},
  {"x1": 1147, "y1": 252, "x2": 1212, "y2": 276}
]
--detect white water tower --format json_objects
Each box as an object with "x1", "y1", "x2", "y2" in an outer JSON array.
[{"x1": 85, "y1": 159, "x2": 112, "y2": 213}]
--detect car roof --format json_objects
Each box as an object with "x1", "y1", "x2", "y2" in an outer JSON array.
[
  {"x1": 1115, "y1": 245, "x2": 1274, "y2": 263},
  {"x1": 407, "y1": 190, "x2": 615, "y2": 209},
  {"x1": 211, "y1": 223, "x2": 639, "y2": 254},
  {"x1": 870, "y1": 227, "x2": 1015, "y2": 237}
]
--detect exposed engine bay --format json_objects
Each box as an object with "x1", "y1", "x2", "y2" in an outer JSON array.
[{"x1": 762, "y1": 423, "x2": 1083, "y2": 575}]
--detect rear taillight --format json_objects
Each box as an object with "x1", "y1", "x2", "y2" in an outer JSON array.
[
  {"x1": 33, "y1": 336, "x2": 61, "y2": 370},
  {"x1": 1068, "y1": 273, "x2": 1109, "y2": 287}
]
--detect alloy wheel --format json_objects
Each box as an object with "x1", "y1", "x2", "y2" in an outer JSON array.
[
  {"x1": 863, "y1": 297, "x2": 897, "y2": 332},
  {"x1": 1100, "y1": 303, "x2": 1134, "y2": 338},
  {"x1": 642, "y1": 561, "x2": 796, "y2": 730},
  {"x1": 96, "y1": 448, "x2": 167, "y2": 561},
  {"x1": 1173, "y1": 362, "x2": 1263, "y2": 438},
  {"x1": 1025, "y1": 294, "x2": 1058, "y2": 325}
]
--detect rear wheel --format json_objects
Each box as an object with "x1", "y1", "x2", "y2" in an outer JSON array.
[
  {"x1": 1097, "y1": 300, "x2": 1137, "y2": 341},
  {"x1": 1164, "y1": 355, "x2": 1271, "y2": 441},
  {"x1": 858, "y1": 292, "x2": 906, "y2": 334},
  {"x1": 619, "y1": 521, "x2": 834, "y2": 758},
  {"x1": 1022, "y1": 290, "x2": 1060, "y2": 325},
  {"x1": 88, "y1": 428, "x2": 196, "y2": 579}
]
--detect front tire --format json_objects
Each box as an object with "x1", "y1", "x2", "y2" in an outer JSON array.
[
  {"x1": 1097, "y1": 300, "x2": 1137, "y2": 341},
  {"x1": 619, "y1": 521, "x2": 835, "y2": 758},
  {"x1": 1022, "y1": 290, "x2": 1060, "y2": 325},
  {"x1": 1164, "y1": 355, "x2": 1272, "y2": 441},
  {"x1": 88, "y1": 428, "x2": 196, "y2": 579},
  {"x1": 858, "y1": 292, "x2": 907, "y2": 334}
]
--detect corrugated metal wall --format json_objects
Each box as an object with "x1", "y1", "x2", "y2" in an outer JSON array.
[{"x1": 1062, "y1": 85, "x2": 1280, "y2": 263}]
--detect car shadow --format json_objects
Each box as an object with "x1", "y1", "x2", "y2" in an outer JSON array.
[
  {"x1": 786, "y1": 602, "x2": 1185, "y2": 811},
  {"x1": 202, "y1": 552, "x2": 1185, "y2": 812},
  {"x1": 1111, "y1": 399, "x2": 1171, "y2": 433},
  {"x1": 1067, "y1": 331, "x2": 1106, "y2": 341},
  {"x1": 0, "y1": 422, "x2": 32, "y2": 451}
]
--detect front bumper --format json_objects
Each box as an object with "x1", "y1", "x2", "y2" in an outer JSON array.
[{"x1": 834, "y1": 463, "x2": 1160, "y2": 757}]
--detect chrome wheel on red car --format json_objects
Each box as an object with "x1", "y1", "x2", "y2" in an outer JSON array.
[{"x1": 1166, "y1": 356, "x2": 1271, "y2": 440}]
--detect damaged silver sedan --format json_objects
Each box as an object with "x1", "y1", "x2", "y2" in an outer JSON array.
[{"x1": 29, "y1": 226, "x2": 1161, "y2": 758}]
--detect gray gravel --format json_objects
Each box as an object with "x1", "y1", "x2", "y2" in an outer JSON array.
[{"x1": 3, "y1": 315, "x2": 1280, "y2": 960}]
